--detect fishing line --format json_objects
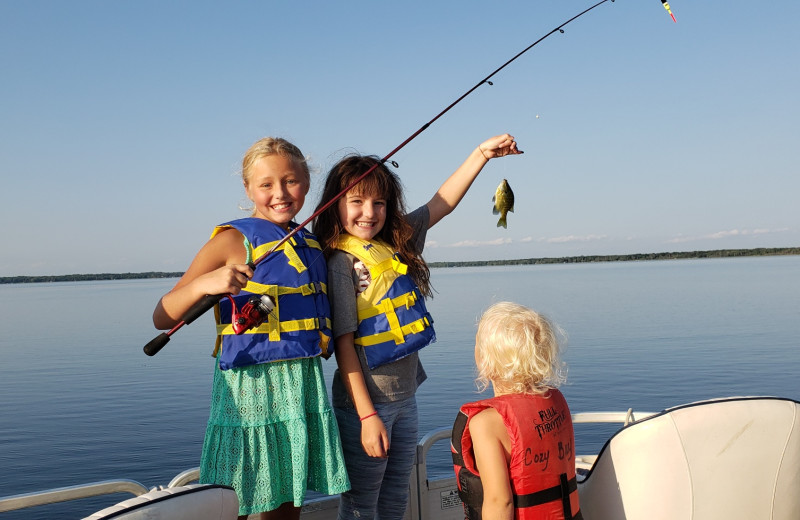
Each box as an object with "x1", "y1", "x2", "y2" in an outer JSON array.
[{"x1": 144, "y1": 0, "x2": 616, "y2": 356}]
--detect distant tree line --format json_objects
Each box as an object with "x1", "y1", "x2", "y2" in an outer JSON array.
[
  {"x1": 0, "y1": 272, "x2": 184, "y2": 284},
  {"x1": 1, "y1": 247, "x2": 798, "y2": 284},
  {"x1": 427, "y1": 247, "x2": 800, "y2": 268}
]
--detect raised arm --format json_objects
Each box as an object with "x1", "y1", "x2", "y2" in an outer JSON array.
[
  {"x1": 152, "y1": 228, "x2": 252, "y2": 330},
  {"x1": 425, "y1": 133, "x2": 522, "y2": 228}
]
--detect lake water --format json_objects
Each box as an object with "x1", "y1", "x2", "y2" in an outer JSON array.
[{"x1": 1, "y1": 256, "x2": 799, "y2": 518}]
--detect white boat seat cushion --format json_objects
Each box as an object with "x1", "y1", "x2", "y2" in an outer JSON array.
[
  {"x1": 578, "y1": 397, "x2": 800, "y2": 520},
  {"x1": 82, "y1": 483, "x2": 239, "y2": 520}
]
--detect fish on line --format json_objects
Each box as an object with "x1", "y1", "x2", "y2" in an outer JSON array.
[{"x1": 492, "y1": 179, "x2": 515, "y2": 229}]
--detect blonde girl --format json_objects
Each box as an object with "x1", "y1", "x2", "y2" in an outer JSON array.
[{"x1": 153, "y1": 137, "x2": 349, "y2": 520}]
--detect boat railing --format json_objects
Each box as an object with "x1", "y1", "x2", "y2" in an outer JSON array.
[
  {"x1": 0, "y1": 410, "x2": 655, "y2": 518},
  {"x1": 412, "y1": 427, "x2": 461, "y2": 520},
  {"x1": 571, "y1": 409, "x2": 657, "y2": 471},
  {"x1": 169, "y1": 468, "x2": 201, "y2": 488},
  {"x1": 0, "y1": 479, "x2": 150, "y2": 514}
]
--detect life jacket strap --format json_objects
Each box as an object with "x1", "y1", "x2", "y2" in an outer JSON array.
[
  {"x1": 559, "y1": 473, "x2": 573, "y2": 519},
  {"x1": 391, "y1": 255, "x2": 408, "y2": 274},
  {"x1": 451, "y1": 411, "x2": 468, "y2": 467},
  {"x1": 217, "y1": 317, "x2": 332, "y2": 337},
  {"x1": 284, "y1": 241, "x2": 309, "y2": 274},
  {"x1": 244, "y1": 280, "x2": 326, "y2": 297},
  {"x1": 370, "y1": 256, "x2": 408, "y2": 279},
  {"x1": 359, "y1": 289, "x2": 419, "y2": 320},
  {"x1": 250, "y1": 236, "x2": 322, "y2": 272},
  {"x1": 318, "y1": 330, "x2": 331, "y2": 358},
  {"x1": 513, "y1": 473, "x2": 578, "y2": 511},
  {"x1": 354, "y1": 314, "x2": 432, "y2": 347}
]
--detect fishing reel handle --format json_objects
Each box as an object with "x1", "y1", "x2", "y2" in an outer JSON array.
[{"x1": 143, "y1": 294, "x2": 222, "y2": 356}]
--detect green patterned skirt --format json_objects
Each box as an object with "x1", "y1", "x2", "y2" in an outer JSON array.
[{"x1": 199, "y1": 356, "x2": 349, "y2": 516}]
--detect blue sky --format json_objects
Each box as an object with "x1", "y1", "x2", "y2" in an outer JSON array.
[{"x1": 1, "y1": 1, "x2": 798, "y2": 276}]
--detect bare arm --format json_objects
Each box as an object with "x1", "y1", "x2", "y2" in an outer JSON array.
[
  {"x1": 152, "y1": 228, "x2": 252, "y2": 329},
  {"x1": 334, "y1": 333, "x2": 390, "y2": 457},
  {"x1": 426, "y1": 133, "x2": 522, "y2": 228},
  {"x1": 471, "y1": 408, "x2": 514, "y2": 520}
]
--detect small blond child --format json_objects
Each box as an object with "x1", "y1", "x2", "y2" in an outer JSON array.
[{"x1": 451, "y1": 302, "x2": 581, "y2": 520}]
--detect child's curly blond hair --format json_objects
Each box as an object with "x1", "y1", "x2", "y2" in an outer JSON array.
[{"x1": 475, "y1": 302, "x2": 566, "y2": 395}]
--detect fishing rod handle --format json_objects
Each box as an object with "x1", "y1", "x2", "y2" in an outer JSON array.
[
  {"x1": 182, "y1": 293, "x2": 223, "y2": 325},
  {"x1": 143, "y1": 293, "x2": 222, "y2": 356},
  {"x1": 143, "y1": 332, "x2": 170, "y2": 356}
]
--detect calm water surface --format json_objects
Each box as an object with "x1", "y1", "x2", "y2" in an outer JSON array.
[{"x1": 1, "y1": 256, "x2": 798, "y2": 518}]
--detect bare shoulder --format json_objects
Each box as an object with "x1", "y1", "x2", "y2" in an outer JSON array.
[
  {"x1": 172, "y1": 228, "x2": 246, "y2": 289},
  {"x1": 206, "y1": 227, "x2": 248, "y2": 262},
  {"x1": 470, "y1": 408, "x2": 505, "y2": 439},
  {"x1": 471, "y1": 407, "x2": 511, "y2": 464}
]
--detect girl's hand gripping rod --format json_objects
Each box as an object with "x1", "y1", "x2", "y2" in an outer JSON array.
[
  {"x1": 143, "y1": 0, "x2": 615, "y2": 357},
  {"x1": 144, "y1": 265, "x2": 274, "y2": 356}
]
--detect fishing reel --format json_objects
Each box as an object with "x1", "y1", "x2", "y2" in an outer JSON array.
[{"x1": 227, "y1": 294, "x2": 276, "y2": 335}]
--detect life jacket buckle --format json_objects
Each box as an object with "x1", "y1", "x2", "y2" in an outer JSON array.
[
  {"x1": 292, "y1": 234, "x2": 307, "y2": 247},
  {"x1": 405, "y1": 290, "x2": 418, "y2": 309},
  {"x1": 391, "y1": 253, "x2": 408, "y2": 275},
  {"x1": 304, "y1": 281, "x2": 324, "y2": 295}
]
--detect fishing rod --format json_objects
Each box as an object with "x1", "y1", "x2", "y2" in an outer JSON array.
[{"x1": 143, "y1": 0, "x2": 615, "y2": 357}]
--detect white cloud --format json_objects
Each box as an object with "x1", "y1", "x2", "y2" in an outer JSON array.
[
  {"x1": 708, "y1": 229, "x2": 741, "y2": 239},
  {"x1": 436, "y1": 234, "x2": 608, "y2": 248},
  {"x1": 449, "y1": 238, "x2": 513, "y2": 248},
  {"x1": 667, "y1": 228, "x2": 790, "y2": 244},
  {"x1": 546, "y1": 234, "x2": 608, "y2": 244}
]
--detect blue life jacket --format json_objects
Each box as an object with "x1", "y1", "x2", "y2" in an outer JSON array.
[
  {"x1": 335, "y1": 235, "x2": 435, "y2": 369},
  {"x1": 212, "y1": 218, "x2": 331, "y2": 370}
]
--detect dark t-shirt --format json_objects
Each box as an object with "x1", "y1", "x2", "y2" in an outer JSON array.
[{"x1": 328, "y1": 206, "x2": 430, "y2": 407}]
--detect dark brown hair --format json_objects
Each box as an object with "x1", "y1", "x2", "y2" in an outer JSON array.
[{"x1": 312, "y1": 155, "x2": 432, "y2": 297}]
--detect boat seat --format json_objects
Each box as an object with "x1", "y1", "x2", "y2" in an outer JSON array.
[
  {"x1": 577, "y1": 396, "x2": 800, "y2": 520},
  {"x1": 82, "y1": 483, "x2": 238, "y2": 520}
]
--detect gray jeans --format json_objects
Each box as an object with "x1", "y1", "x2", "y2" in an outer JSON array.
[{"x1": 334, "y1": 397, "x2": 419, "y2": 520}]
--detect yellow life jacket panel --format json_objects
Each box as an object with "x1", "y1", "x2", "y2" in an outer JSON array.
[{"x1": 335, "y1": 235, "x2": 435, "y2": 369}]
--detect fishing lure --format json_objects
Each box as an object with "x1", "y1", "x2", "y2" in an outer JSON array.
[{"x1": 661, "y1": 0, "x2": 677, "y2": 23}]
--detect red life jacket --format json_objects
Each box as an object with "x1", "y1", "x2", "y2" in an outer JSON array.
[{"x1": 451, "y1": 391, "x2": 581, "y2": 520}]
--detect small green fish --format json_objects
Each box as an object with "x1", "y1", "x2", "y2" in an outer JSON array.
[{"x1": 492, "y1": 179, "x2": 515, "y2": 228}]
